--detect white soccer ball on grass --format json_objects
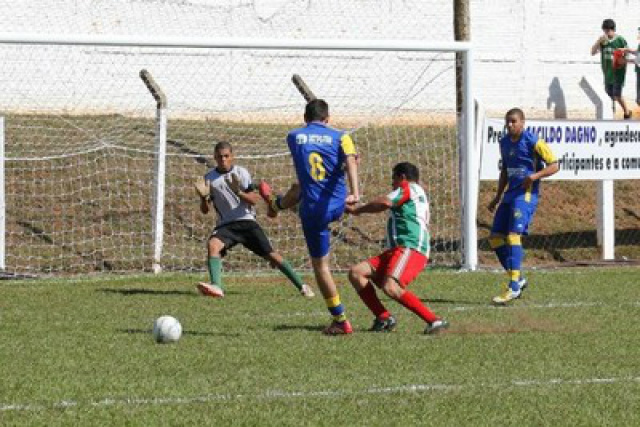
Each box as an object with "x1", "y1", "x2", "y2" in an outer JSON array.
[{"x1": 152, "y1": 315, "x2": 182, "y2": 343}]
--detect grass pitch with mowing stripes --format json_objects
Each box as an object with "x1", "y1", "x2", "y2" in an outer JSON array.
[{"x1": 1, "y1": 268, "x2": 640, "y2": 427}]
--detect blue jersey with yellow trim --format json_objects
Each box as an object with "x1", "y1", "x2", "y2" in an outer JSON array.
[
  {"x1": 499, "y1": 129, "x2": 556, "y2": 203},
  {"x1": 287, "y1": 122, "x2": 356, "y2": 211}
]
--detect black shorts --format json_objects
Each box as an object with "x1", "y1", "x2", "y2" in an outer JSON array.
[
  {"x1": 605, "y1": 82, "x2": 624, "y2": 98},
  {"x1": 210, "y1": 220, "x2": 273, "y2": 257}
]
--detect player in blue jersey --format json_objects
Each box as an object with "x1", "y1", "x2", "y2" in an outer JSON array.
[
  {"x1": 487, "y1": 108, "x2": 559, "y2": 305},
  {"x1": 259, "y1": 99, "x2": 360, "y2": 335}
]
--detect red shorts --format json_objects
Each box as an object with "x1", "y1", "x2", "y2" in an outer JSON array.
[{"x1": 367, "y1": 247, "x2": 428, "y2": 288}]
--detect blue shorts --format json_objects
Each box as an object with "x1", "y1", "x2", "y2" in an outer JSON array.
[
  {"x1": 299, "y1": 204, "x2": 344, "y2": 258},
  {"x1": 491, "y1": 199, "x2": 537, "y2": 235}
]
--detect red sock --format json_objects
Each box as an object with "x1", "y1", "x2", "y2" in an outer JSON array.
[
  {"x1": 357, "y1": 283, "x2": 390, "y2": 319},
  {"x1": 398, "y1": 291, "x2": 438, "y2": 323}
]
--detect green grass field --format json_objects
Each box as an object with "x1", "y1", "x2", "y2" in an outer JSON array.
[{"x1": 2, "y1": 268, "x2": 640, "y2": 427}]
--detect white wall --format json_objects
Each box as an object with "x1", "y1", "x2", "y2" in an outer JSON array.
[
  {"x1": 1, "y1": 0, "x2": 639, "y2": 117},
  {"x1": 472, "y1": 0, "x2": 640, "y2": 117}
]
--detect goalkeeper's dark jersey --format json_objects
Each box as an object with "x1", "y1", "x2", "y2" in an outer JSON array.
[
  {"x1": 499, "y1": 130, "x2": 557, "y2": 204},
  {"x1": 286, "y1": 122, "x2": 356, "y2": 214}
]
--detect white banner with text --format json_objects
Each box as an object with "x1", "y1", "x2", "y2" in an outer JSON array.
[{"x1": 480, "y1": 118, "x2": 640, "y2": 180}]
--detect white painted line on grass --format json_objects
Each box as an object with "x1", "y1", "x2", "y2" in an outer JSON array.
[{"x1": 3, "y1": 375, "x2": 640, "y2": 412}]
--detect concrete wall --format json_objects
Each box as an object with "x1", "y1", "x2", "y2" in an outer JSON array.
[
  {"x1": 1, "y1": 0, "x2": 639, "y2": 118},
  {"x1": 472, "y1": 0, "x2": 640, "y2": 117}
]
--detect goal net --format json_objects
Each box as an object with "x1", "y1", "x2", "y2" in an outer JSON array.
[
  {"x1": 0, "y1": 39, "x2": 467, "y2": 276},
  {"x1": 0, "y1": 1, "x2": 469, "y2": 276}
]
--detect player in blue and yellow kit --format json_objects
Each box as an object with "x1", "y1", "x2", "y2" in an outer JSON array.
[
  {"x1": 488, "y1": 108, "x2": 559, "y2": 305},
  {"x1": 259, "y1": 99, "x2": 360, "y2": 334}
]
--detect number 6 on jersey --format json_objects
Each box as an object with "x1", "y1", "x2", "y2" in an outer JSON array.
[{"x1": 308, "y1": 152, "x2": 326, "y2": 180}]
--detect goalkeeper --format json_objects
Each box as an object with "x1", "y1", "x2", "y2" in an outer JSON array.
[
  {"x1": 345, "y1": 162, "x2": 449, "y2": 335},
  {"x1": 194, "y1": 141, "x2": 314, "y2": 299}
]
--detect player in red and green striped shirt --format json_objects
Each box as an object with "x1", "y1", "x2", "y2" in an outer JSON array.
[{"x1": 345, "y1": 162, "x2": 449, "y2": 335}]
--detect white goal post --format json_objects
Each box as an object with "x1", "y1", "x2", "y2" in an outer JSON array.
[{"x1": 0, "y1": 32, "x2": 476, "y2": 275}]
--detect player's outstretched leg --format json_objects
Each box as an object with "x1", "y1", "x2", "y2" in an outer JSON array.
[
  {"x1": 197, "y1": 282, "x2": 224, "y2": 298},
  {"x1": 266, "y1": 252, "x2": 315, "y2": 298},
  {"x1": 198, "y1": 240, "x2": 225, "y2": 298},
  {"x1": 379, "y1": 277, "x2": 448, "y2": 335},
  {"x1": 369, "y1": 314, "x2": 397, "y2": 332},
  {"x1": 323, "y1": 317, "x2": 353, "y2": 335},
  {"x1": 424, "y1": 319, "x2": 450, "y2": 335},
  {"x1": 311, "y1": 256, "x2": 352, "y2": 335},
  {"x1": 348, "y1": 262, "x2": 396, "y2": 332}
]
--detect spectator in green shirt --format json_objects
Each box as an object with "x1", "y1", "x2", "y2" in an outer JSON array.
[{"x1": 591, "y1": 18, "x2": 632, "y2": 119}]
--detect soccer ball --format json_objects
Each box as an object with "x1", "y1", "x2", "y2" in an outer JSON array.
[{"x1": 152, "y1": 315, "x2": 182, "y2": 343}]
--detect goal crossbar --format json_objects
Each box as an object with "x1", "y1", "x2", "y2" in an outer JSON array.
[{"x1": 0, "y1": 33, "x2": 472, "y2": 53}]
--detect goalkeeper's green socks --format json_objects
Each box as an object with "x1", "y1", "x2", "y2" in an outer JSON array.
[
  {"x1": 207, "y1": 256, "x2": 223, "y2": 291},
  {"x1": 278, "y1": 260, "x2": 304, "y2": 291}
]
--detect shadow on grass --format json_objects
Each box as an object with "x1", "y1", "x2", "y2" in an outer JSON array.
[
  {"x1": 99, "y1": 288, "x2": 194, "y2": 296},
  {"x1": 272, "y1": 324, "x2": 325, "y2": 332},
  {"x1": 422, "y1": 297, "x2": 486, "y2": 305},
  {"x1": 119, "y1": 328, "x2": 241, "y2": 338}
]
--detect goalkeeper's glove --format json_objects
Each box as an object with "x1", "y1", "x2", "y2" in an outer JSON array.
[
  {"x1": 225, "y1": 172, "x2": 243, "y2": 195},
  {"x1": 194, "y1": 177, "x2": 210, "y2": 199}
]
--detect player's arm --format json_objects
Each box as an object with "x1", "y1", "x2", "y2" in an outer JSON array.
[
  {"x1": 199, "y1": 196, "x2": 210, "y2": 214},
  {"x1": 226, "y1": 171, "x2": 261, "y2": 205},
  {"x1": 341, "y1": 134, "x2": 360, "y2": 203},
  {"x1": 195, "y1": 176, "x2": 211, "y2": 214},
  {"x1": 524, "y1": 139, "x2": 559, "y2": 185},
  {"x1": 488, "y1": 167, "x2": 507, "y2": 213},
  {"x1": 345, "y1": 195, "x2": 391, "y2": 216},
  {"x1": 279, "y1": 183, "x2": 301, "y2": 209},
  {"x1": 345, "y1": 155, "x2": 359, "y2": 203},
  {"x1": 347, "y1": 181, "x2": 410, "y2": 216},
  {"x1": 235, "y1": 187, "x2": 261, "y2": 205},
  {"x1": 591, "y1": 35, "x2": 608, "y2": 56}
]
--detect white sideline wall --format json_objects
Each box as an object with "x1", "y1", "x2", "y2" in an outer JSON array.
[{"x1": 0, "y1": 0, "x2": 639, "y2": 116}]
